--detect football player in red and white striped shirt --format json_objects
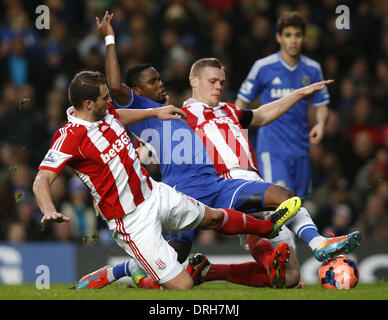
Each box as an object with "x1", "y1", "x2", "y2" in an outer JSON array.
[
  {"x1": 182, "y1": 58, "x2": 360, "y2": 288},
  {"x1": 32, "y1": 70, "x2": 302, "y2": 290},
  {"x1": 183, "y1": 58, "x2": 333, "y2": 179}
]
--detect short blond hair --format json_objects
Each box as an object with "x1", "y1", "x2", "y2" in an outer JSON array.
[{"x1": 189, "y1": 58, "x2": 224, "y2": 78}]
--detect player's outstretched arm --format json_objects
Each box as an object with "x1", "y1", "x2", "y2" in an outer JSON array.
[
  {"x1": 117, "y1": 105, "x2": 187, "y2": 127},
  {"x1": 33, "y1": 170, "x2": 71, "y2": 225},
  {"x1": 234, "y1": 98, "x2": 249, "y2": 109},
  {"x1": 96, "y1": 11, "x2": 132, "y2": 106},
  {"x1": 249, "y1": 80, "x2": 333, "y2": 127}
]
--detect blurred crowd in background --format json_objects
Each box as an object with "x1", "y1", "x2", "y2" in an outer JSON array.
[{"x1": 0, "y1": 0, "x2": 387, "y2": 246}]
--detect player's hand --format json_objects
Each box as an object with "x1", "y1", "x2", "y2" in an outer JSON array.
[
  {"x1": 302, "y1": 79, "x2": 334, "y2": 97},
  {"x1": 96, "y1": 10, "x2": 114, "y2": 37},
  {"x1": 41, "y1": 212, "x2": 71, "y2": 225},
  {"x1": 309, "y1": 122, "x2": 325, "y2": 144},
  {"x1": 154, "y1": 105, "x2": 187, "y2": 120}
]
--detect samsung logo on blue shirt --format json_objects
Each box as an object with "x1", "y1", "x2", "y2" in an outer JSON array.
[{"x1": 270, "y1": 88, "x2": 296, "y2": 99}]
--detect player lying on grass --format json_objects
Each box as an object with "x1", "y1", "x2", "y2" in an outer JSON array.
[
  {"x1": 33, "y1": 70, "x2": 302, "y2": 290},
  {"x1": 75, "y1": 12, "x2": 361, "y2": 290}
]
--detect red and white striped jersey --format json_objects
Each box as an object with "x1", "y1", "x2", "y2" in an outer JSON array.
[
  {"x1": 39, "y1": 103, "x2": 153, "y2": 220},
  {"x1": 182, "y1": 98, "x2": 259, "y2": 177}
]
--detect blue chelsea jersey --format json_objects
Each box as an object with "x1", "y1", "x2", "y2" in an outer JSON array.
[
  {"x1": 237, "y1": 51, "x2": 330, "y2": 156},
  {"x1": 113, "y1": 91, "x2": 218, "y2": 188}
]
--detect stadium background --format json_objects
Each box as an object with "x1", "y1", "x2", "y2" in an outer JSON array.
[{"x1": 0, "y1": 0, "x2": 387, "y2": 285}]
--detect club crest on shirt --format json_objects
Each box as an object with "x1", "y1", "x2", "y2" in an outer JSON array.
[
  {"x1": 301, "y1": 75, "x2": 311, "y2": 87},
  {"x1": 99, "y1": 124, "x2": 109, "y2": 132},
  {"x1": 155, "y1": 258, "x2": 166, "y2": 270}
]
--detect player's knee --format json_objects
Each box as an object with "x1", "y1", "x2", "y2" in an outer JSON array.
[
  {"x1": 162, "y1": 271, "x2": 194, "y2": 290},
  {"x1": 198, "y1": 207, "x2": 223, "y2": 230},
  {"x1": 166, "y1": 280, "x2": 193, "y2": 290},
  {"x1": 265, "y1": 185, "x2": 295, "y2": 207},
  {"x1": 279, "y1": 187, "x2": 295, "y2": 202},
  {"x1": 179, "y1": 277, "x2": 194, "y2": 290}
]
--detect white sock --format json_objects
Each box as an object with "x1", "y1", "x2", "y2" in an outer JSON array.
[
  {"x1": 106, "y1": 266, "x2": 116, "y2": 282},
  {"x1": 308, "y1": 235, "x2": 327, "y2": 251}
]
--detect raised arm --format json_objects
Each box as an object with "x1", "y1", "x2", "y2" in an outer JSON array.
[
  {"x1": 249, "y1": 80, "x2": 333, "y2": 127},
  {"x1": 33, "y1": 169, "x2": 71, "y2": 225},
  {"x1": 96, "y1": 11, "x2": 131, "y2": 105}
]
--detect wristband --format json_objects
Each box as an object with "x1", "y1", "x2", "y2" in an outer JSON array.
[{"x1": 105, "y1": 35, "x2": 115, "y2": 46}]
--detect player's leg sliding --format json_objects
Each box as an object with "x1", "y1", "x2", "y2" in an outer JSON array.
[
  {"x1": 186, "y1": 246, "x2": 290, "y2": 289},
  {"x1": 247, "y1": 236, "x2": 273, "y2": 264},
  {"x1": 285, "y1": 207, "x2": 362, "y2": 262},
  {"x1": 216, "y1": 196, "x2": 301, "y2": 238},
  {"x1": 76, "y1": 259, "x2": 161, "y2": 290}
]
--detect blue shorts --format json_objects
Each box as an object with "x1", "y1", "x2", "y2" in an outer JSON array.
[
  {"x1": 258, "y1": 151, "x2": 310, "y2": 199},
  {"x1": 162, "y1": 176, "x2": 272, "y2": 247}
]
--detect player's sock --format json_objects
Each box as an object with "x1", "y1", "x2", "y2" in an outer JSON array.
[
  {"x1": 138, "y1": 277, "x2": 162, "y2": 290},
  {"x1": 247, "y1": 235, "x2": 273, "y2": 269},
  {"x1": 126, "y1": 259, "x2": 162, "y2": 289},
  {"x1": 112, "y1": 260, "x2": 132, "y2": 281},
  {"x1": 204, "y1": 262, "x2": 270, "y2": 287},
  {"x1": 216, "y1": 208, "x2": 273, "y2": 236},
  {"x1": 285, "y1": 207, "x2": 326, "y2": 250}
]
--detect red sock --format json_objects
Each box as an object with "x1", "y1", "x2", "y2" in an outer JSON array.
[
  {"x1": 203, "y1": 262, "x2": 270, "y2": 287},
  {"x1": 138, "y1": 277, "x2": 162, "y2": 290},
  {"x1": 248, "y1": 235, "x2": 274, "y2": 269},
  {"x1": 216, "y1": 209, "x2": 273, "y2": 237}
]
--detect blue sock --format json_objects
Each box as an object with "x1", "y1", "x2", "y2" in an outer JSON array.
[
  {"x1": 296, "y1": 224, "x2": 320, "y2": 244},
  {"x1": 112, "y1": 261, "x2": 131, "y2": 280},
  {"x1": 286, "y1": 207, "x2": 325, "y2": 247}
]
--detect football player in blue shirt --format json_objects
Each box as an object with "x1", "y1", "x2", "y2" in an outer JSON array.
[
  {"x1": 235, "y1": 11, "x2": 331, "y2": 287},
  {"x1": 235, "y1": 11, "x2": 329, "y2": 200}
]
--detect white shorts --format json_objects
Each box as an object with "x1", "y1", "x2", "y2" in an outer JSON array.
[
  {"x1": 225, "y1": 168, "x2": 296, "y2": 250},
  {"x1": 106, "y1": 181, "x2": 206, "y2": 284}
]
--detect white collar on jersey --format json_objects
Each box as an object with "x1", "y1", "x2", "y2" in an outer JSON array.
[
  {"x1": 278, "y1": 51, "x2": 299, "y2": 72},
  {"x1": 183, "y1": 97, "x2": 224, "y2": 110},
  {"x1": 66, "y1": 106, "x2": 103, "y2": 128}
]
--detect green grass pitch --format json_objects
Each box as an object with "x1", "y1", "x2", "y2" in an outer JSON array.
[{"x1": 1, "y1": 281, "x2": 387, "y2": 300}]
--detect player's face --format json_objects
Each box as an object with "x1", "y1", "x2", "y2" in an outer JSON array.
[
  {"x1": 92, "y1": 84, "x2": 111, "y2": 121},
  {"x1": 136, "y1": 67, "x2": 167, "y2": 104},
  {"x1": 277, "y1": 26, "x2": 304, "y2": 58},
  {"x1": 192, "y1": 66, "x2": 225, "y2": 107}
]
